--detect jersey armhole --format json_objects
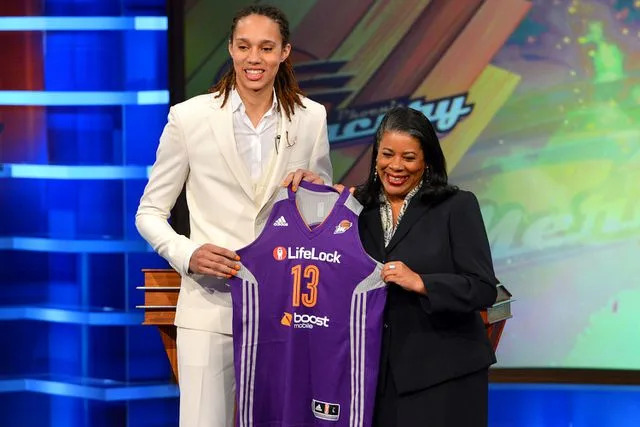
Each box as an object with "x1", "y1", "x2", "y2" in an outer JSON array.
[{"x1": 344, "y1": 194, "x2": 385, "y2": 273}]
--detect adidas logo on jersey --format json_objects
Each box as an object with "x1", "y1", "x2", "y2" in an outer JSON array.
[
  {"x1": 273, "y1": 246, "x2": 342, "y2": 264},
  {"x1": 273, "y1": 216, "x2": 288, "y2": 227}
]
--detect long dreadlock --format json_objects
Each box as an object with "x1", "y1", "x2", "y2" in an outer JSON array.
[{"x1": 209, "y1": 5, "x2": 305, "y2": 120}]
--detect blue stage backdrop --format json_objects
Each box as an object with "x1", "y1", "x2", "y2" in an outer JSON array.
[
  {"x1": 3, "y1": 1, "x2": 640, "y2": 426},
  {"x1": 0, "y1": 1, "x2": 178, "y2": 426}
]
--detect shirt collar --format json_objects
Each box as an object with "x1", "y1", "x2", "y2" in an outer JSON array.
[
  {"x1": 379, "y1": 180, "x2": 423, "y2": 205},
  {"x1": 230, "y1": 87, "x2": 278, "y2": 116}
]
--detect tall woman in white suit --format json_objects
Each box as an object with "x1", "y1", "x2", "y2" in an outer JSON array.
[{"x1": 135, "y1": 5, "x2": 332, "y2": 426}]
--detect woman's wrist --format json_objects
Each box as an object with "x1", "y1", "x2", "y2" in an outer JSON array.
[{"x1": 412, "y1": 273, "x2": 427, "y2": 295}]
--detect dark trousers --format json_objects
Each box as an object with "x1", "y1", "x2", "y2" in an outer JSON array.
[{"x1": 373, "y1": 365, "x2": 488, "y2": 427}]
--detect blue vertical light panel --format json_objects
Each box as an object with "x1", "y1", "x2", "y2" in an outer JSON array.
[{"x1": 0, "y1": 1, "x2": 178, "y2": 426}]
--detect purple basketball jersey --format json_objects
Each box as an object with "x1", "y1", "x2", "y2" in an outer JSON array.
[{"x1": 229, "y1": 182, "x2": 386, "y2": 427}]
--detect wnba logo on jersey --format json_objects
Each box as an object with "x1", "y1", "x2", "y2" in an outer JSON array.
[
  {"x1": 333, "y1": 219, "x2": 352, "y2": 234},
  {"x1": 273, "y1": 246, "x2": 287, "y2": 261}
]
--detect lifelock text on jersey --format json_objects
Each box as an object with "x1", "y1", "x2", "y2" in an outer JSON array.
[{"x1": 287, "y1": 246, "x2": 342, "y2": 264}]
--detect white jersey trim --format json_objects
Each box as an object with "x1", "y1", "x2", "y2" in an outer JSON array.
[{"x1": 239, "y1": 278, "x2": 259, "y2": 427}]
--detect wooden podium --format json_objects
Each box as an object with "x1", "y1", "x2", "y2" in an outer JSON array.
[
  {"x1": 137, "y1": 269, "x2": 181, "y2": 382},
  {"x1": 138, "y1": 269, "x2": 512, "y2": 383},
  {"x1": 481, "y1": 284, "x2": 512, "y2": 352}
]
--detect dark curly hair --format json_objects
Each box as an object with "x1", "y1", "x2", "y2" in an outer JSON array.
[
  {"x1": 209, "y1": 5, "x2": 304, "y2": 119},
  {"x1": 354, "y1": 107, "x2": 458, "y2": 208}
]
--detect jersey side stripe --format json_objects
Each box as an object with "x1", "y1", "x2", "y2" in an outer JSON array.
[
  {"x1": 349, "y1": 288, "x2": 356, "y2": 426},
  {"x1": 356, "y1": 292, "x2": 363, "y2": 427},
  {"x1": 247, "y1": 280, "x2": 256, "y2": 427},
  {"x1": 248, "y1": 281, "x2": 259, "y2": 426},
  {"x1": 234, "y1": 265, "x2": 260, "y2": 427},
  {"x1": 239, "y1": 279, "x2": 247, "y2": 427},
  {"x1": 359, "y1": 294, "x2": 367, "y2": 426},
  {"x1": 244, "y1": 280, "x2": 251, "y2": 426},
  {"x1": 245, "y1": 279, "x2": 252, "y2": 427}
]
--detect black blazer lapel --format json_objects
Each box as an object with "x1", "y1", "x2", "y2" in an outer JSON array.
[
  {"x1": 385, "y1": 199, "x2": 431, "y2": 254},
  {"x1": 359, "y1": 207, "x2": 385, "y2": 261}
]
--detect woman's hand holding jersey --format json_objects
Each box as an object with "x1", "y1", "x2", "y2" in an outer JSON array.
[
  {"x1": 189, "y1": 243, "x2": 241, "y2": 278},
  {"x1": 281, "y1": 168, "x2": 325, "y2": 191}
]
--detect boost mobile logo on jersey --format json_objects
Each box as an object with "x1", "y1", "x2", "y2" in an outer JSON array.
[
  {"x1": 281, "y1": 311, "x2": 330, "y2": 329},
  {"x1": 333, "y1": 219, "x2": 352, "y2": 234},
  {"x1": 273, "y1": 246, "x2": 341, "y2": 264}
]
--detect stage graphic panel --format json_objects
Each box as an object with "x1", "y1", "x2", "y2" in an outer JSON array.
[{"x1": 183, "y1": 0, "x2": 640, "y2": 370}]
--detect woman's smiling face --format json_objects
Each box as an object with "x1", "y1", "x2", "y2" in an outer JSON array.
[
  {"x1": 376, "y1": 131, "x2": 426, "y2": 202},
  {"x1": 228, "y1": 14, "x2": 290, "y2": 96}
]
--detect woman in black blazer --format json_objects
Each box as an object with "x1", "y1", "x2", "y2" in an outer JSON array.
[{"x1": 354, "y1": 107, "x2": 499, "y2": 426}]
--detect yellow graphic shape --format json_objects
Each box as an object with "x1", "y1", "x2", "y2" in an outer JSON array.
[
  {"x1": 435, "y1": 65, "x2": 521, "y2": 172},
  {"x1": 331, "y1": 0, "x2": 432, "y2": 108},
  {"x1": 281, "y1": 312, "x2": 292, "y2": 326},
  {"x1": 412, "y1": 0, "x2": 531, "y2": 100}
]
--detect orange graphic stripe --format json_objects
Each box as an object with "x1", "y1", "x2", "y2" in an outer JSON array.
[
  {"x1": 331, "y1": 0, "x2": 432, "y2": 108},
  {"x1": 353, "y1": 0, "x2": 484, "y2": 106},
  {"x1": 442, "y1": 65, "x2": 521, "y2": 172},
  {"x1": 291, "y1": 0, "x2": 374, "y2": 60},
  {"x1": 413, "y1": 0, "x2": 532, "y2": 99}
]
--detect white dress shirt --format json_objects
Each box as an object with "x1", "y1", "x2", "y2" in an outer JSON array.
[{"x1": 230, "y1": 88, "x2": 278, "y2": 183}]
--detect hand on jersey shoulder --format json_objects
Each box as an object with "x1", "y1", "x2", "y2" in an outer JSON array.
[
  {"x1": 382, "y1": 261, "x2": 426, "y2": 295},
  {"x1": 189, "y1": 243, "x2": 241, "y2": 279},
  {"x1": 333, "y1": 183, "x2": 355, "y2": 194},
  {"x1": 281, "y1": 168, "x2": 324, "y2": 192}
]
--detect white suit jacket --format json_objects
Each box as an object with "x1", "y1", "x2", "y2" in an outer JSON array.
[{"x1": 136, "y1": 92, "x2": 333, "y2": 334}]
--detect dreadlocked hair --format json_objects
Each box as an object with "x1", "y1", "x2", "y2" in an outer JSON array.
[{"x1": 209, "y1": 5, "x2": 305, "y2": 120}]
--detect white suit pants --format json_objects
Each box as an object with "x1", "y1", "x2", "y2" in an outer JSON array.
[{"x1": 177, "y1": 327, "x2": 235, "y2": 427}]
